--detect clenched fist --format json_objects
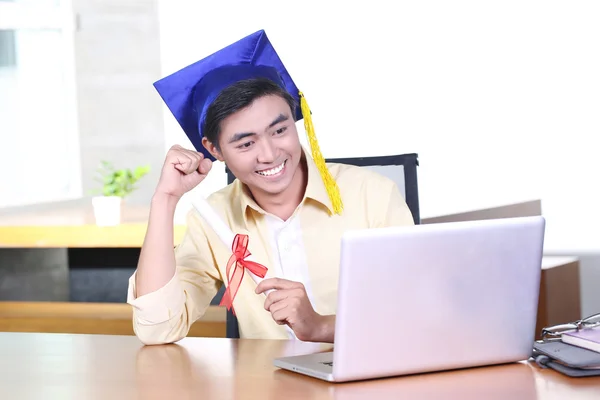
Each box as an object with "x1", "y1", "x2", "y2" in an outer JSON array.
[{"x1": 154, "y1": 145, "x2": 212, "y2": 200}]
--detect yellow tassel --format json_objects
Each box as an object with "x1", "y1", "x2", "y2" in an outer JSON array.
[{"x1": 299, "y1": 91, "x2": 343, "y2": 215}]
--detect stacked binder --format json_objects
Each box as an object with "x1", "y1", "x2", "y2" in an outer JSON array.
[{"x1": 533, "y1": 313, "x2": 600, "y2": 377}]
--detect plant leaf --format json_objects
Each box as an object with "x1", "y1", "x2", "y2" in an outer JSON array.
[{"x1": 93, "y1": 162, "x2": 150, "y2": 198}]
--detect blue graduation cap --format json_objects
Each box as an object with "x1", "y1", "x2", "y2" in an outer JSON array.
[{"x1": 153, "y1": 29, "x2": 343, "y2": 215}]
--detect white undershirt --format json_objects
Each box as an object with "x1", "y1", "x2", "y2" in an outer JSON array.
[{"x1": 264, "y1": 212, "x2": 317, "y2": 309}]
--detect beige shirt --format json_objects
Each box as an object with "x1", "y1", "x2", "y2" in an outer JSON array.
[{"x1": 127, "y1": 148, "x2": 414, "y2": 344}]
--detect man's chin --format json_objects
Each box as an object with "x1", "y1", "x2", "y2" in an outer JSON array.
[{"x1": 247, "y1": 180, "x2": 290, "y2": 196}]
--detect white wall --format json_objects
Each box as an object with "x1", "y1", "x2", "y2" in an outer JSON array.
[{"x1": 157, "y1": 0, "x2": 600, "y2": 253}]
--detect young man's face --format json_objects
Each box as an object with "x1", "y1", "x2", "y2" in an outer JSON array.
[{"x1": 203, "y1": 94, "x2": 303, "y2": 198}]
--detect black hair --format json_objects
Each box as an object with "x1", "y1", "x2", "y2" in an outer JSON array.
[{"x1": 202, "y1": 78, "x2": 297, "y2": 150}]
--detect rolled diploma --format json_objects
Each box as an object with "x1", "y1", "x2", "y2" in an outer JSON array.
[{"x1": 191, "y1": 195, "x2": 296, "y2": 339}]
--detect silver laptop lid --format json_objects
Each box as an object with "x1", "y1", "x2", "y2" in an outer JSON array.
[{"x1": 332, "y1": 216, "x2": 545, "y2": 381}]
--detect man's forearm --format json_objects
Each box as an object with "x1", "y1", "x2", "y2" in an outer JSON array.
[
  {"x1": 314, "y1": 315, "x2": 336, "y2": 343},
  {"x1": 135, "y1": 194, "x2": 179, "y2": 297}
]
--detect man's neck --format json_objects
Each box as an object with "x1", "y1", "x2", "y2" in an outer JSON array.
[{"x1": 249, "y1": 156, "x2": 308, "y2": 221}]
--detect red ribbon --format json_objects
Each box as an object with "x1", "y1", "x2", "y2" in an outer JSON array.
[{"x1": 219, "y1": 234, "x2": 268, "y2": 315}]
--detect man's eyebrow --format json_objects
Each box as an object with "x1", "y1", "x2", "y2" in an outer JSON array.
[
  {"x1": 227, "y1": 114, "x2": 290, "y2": 144},
  {"x1": 228, "y1": 132, "x2": 256, "y2": 144},
  {"x1": 268, "y1": 113, "x2": 289, "y2": 129}
]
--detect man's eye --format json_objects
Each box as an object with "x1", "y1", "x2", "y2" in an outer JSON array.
[
  {"x1": 275, "y1": 127, "x2": 287, "y2": 135},
  {"x1": 238, "y1": 141, "x2": 253, "y2": 149}
]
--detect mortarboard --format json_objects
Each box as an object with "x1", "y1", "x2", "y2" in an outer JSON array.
[{"x1": 153, "y1": 29, "x2": 343, "y2": 215}]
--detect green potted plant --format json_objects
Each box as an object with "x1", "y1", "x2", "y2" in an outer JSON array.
[{"x1": 91, "y1": 161, "x2": 150, "y2": 226}]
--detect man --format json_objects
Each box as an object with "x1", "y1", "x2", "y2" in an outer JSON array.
[{"x1": 127, "y1": 29, "x2": 414, "y2": 345}]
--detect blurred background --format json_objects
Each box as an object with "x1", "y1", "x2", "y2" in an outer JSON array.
[{"x1": 0, "y1": 0, "x2": 598, "y2": 336}]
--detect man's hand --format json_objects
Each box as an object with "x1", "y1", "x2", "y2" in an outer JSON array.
[
  {"x1": 154, "y1": 144, "x2": 212, "y2": 201},
  {"x1": 255, "y1": 278, "x2": 335, "y2": 343}
]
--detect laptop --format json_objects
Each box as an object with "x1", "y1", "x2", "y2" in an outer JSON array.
[{"x1": 273, "y1": 216, "x2": 546, "y2": 382}]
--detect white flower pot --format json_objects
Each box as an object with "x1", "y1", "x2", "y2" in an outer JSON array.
[{"x1": 92, "y1": 196, "x2": 122, "y2": 226}]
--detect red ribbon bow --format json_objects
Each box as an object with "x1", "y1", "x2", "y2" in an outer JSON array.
[{"x1": 219, "y1": 234, "x2": 268, "y2": 315}]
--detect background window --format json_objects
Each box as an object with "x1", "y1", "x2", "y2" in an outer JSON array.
[{"x1": 0, "y1": 0, "x2": 80, "y2": 208}]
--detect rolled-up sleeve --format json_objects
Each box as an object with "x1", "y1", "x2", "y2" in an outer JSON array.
[{"x1": 127, "y1": 209, "x2": 222, "y2": 345}]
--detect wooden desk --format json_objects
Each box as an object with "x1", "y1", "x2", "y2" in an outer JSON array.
[{"x1": 0, "y1": 332, "x2": 598, "y2": 399}]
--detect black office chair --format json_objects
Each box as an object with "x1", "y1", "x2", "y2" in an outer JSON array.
[
  {"x1": 322, "y1": 153, "x2": 420, "y2": 225},
  {"x1": 217, "y1": 153, "x2": 420, "y2": 337}
]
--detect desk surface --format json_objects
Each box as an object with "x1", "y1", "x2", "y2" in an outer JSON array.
[{"x1": 0, "y1": 332, "x2": 598, "y2": 399}]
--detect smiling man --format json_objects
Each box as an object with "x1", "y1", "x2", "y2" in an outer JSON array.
[
  {"x1": 127, "y1": 30, "x2": 414, "y2": 345},
  {"x1": 202, "y1": 81, "x2": 307, "y2": 222}
]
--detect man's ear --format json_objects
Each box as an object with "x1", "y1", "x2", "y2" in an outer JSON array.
[{"x1": 202, "y1": 137, "x2": 224, "y2": 162}]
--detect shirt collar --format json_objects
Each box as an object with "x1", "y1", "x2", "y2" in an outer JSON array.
[{"x1": 237, "y1": 145, "x2": 334, "y2": 218}]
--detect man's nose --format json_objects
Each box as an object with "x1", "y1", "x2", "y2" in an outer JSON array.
[{"x1": 257, "y1": 138, "x2": 277, "y2": 163}]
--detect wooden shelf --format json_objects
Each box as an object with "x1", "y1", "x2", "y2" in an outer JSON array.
[
  {"x1": 0, "y1": 302, "x2": 226, "y2": 338},
  {"x1": 0, "y1": 202, "x2": 186, "y2": 248},
  {"x1": 0, "y1": 225, "x2": 186, "y2": 248}
]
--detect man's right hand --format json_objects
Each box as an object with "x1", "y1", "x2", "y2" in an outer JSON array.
[{"x1": 154, "y1": 144, "x2": 213, "y2": 200}]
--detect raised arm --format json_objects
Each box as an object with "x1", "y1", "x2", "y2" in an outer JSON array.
[{"x1": 128, "y1": 145, "x2": 218, "y2": 345}]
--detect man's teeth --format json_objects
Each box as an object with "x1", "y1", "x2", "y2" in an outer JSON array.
[{"x1": 256, "y1": 162, "x2": 285, "y2": 176}]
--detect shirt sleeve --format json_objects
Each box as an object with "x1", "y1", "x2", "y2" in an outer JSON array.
[
  {"x1": 383, "y1": 181, "x2": 415, "y2": 227},
  {"x1": 126, "y1": 209, "x2": 222, "y2": 345}
]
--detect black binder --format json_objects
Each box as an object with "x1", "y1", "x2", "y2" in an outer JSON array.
[{"x1": 532, "y1": 340, "x2": 600, "y2": 377}]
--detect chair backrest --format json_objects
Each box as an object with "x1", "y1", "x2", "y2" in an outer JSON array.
[
  {"x1": 222, "y1": 153, "x2": 420, "y2": 337},
  {"x1": 323, "y1": 153, "x2": 420, "y2": 225}
]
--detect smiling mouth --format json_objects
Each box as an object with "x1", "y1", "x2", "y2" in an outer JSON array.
[{"x1": 255, "y1": 160, "x2": 286, "y2": 177}]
